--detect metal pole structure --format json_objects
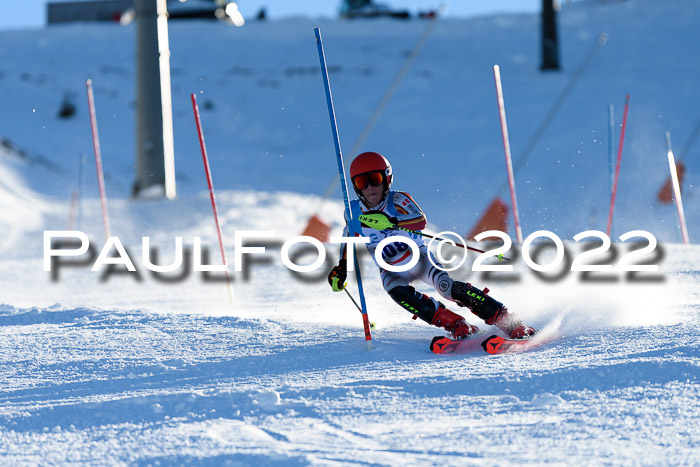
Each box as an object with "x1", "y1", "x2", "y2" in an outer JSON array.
[
  {"x1": 541, "y1": 0, "x2": 560, "y2": 71},
  {"x1": 134, "y1": 0, "x2": 176, "y2": 199},
  {"x1": 315, "y1": 27, "x2": 373, "y2": 350}
]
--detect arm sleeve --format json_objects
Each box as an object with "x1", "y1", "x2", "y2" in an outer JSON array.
[{"x1": 392, "y1": 192, "x2": 427, "y2": 231}]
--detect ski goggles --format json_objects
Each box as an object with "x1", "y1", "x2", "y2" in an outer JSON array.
[{"x1": 352, "y1": 171, "x2": 385, "y2": 191}]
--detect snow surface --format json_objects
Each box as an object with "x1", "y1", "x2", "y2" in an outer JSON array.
[{"x1": 0, "y1": 0, "x2": 699, "y2": 464}]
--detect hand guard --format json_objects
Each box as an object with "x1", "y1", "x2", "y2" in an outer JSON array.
[
  {"x1": 358, "y1": 211, "x2": 398, "y2": 231},
  {"x1": 327, "y1": 259, "x2": 347, "y2": 292}
]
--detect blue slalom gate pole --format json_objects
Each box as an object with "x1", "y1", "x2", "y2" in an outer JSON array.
[{"x1": 314, "y1": 27, "x2": 373, "y2": 349}]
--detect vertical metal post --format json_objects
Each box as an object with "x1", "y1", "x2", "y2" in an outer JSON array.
[
  {"x1": 134, "y1": 0, "x2": 176, "y2": 199},
  {"x1": 541, "y1": 0, "x2": 560, "y2": 71}
]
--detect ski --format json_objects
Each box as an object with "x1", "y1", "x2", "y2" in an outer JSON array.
[
  {"x1": 480, "y1": 334, "x2": 538, "y2": 354},
  {"x1": 431, "y1": 334, "x2": 545, "y2": 355},
  {"x1": 430, "y1": 334, "x2": 484, "y2": 354}
]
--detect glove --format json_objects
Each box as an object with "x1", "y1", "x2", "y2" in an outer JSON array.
[
  {"x1": 358, "y1": 211, "x2": 398, "y2": 231},
  {"x1": 328, "y1": 259, "x2": 347, "y2": 292}
]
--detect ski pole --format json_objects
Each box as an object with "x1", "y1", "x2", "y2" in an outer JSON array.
[
  {"x1": 344, "y1": 288, "x2": 362, "y2": 311},
  {"x1": 398, "y1": 226, "x2": 509, "y2": 261},
  {"x1": 343, "y1": 288, "x2": 376, "y2": 330},
  {"x1": 357, "y1": 214, "x2": 509, "y2": 260}
]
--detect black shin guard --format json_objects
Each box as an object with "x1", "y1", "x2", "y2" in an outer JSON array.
[
  {"x1": 387, "y1": 285, "x2": 439, "y2": 324},
  {"x1": 450, "y1": 281, "x2": 503, "y2": 323}
]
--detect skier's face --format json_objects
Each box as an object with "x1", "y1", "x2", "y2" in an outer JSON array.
[{"x1": 361, "y1": 184, "x2": 384, "y2": 207}]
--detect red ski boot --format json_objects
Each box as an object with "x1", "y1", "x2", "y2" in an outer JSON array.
[
  {"x1": 486, "y1": 307, "x2": 536, "y2": 339},
  {"x1": 431, "y1": 306, "x2": 479, "y2": 340}
]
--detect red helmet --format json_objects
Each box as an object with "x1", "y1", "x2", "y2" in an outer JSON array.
[
  {"x1": 349, "y1": 151, "x2": 393, "y2": 199},
  {"x1": 349, "y1": 152, "x2": 393, "y2": 204}
]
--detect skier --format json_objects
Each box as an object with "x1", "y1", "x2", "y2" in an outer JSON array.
[{"x1": 327, "y1": 151, "x2": 536, "y2": 340}]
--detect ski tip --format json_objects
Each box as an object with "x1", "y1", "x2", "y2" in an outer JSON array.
[
  {"x1": 430, "y1": 336, "x2": 453, "y2": 354},
  {"x1": 480, "y1": 334, "x2": 505, "y2": 354}
]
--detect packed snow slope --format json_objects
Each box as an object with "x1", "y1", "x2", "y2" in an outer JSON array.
[{"x1": 0, "y1": 0, "x2": 699, "y2": 465}]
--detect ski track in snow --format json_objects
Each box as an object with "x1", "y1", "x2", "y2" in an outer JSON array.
[
  {"x1": 1, "y1": 0, "x2": 700, "y2": 463},
  {"x1": 0, "y1": 238, "x2": 699, "y2": 465},
  {"x1": 0, "y1": 302, "x2": 698, "y2": 464},
  {"x1": 2, "y1": 193, "x2": 698, "y2": 464}
]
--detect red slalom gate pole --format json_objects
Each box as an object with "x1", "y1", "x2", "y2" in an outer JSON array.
[
  {"x1": 67, "y1": 190, "x2": 79, "y2": 230},
  {"x1": 191, "y1": 93, "x2": 234, "y2": 305},
  {"x1": 665, "y1": 131, "x2": 690, "y2": 244},
  {"x1": 86, "y1": 79, "x2": 111, "y2": 239},
  {"x1": 607, "y1": 94, "x2": 630, "y2": 238},
  {"x1": 493, "y1": 65, "x2": 523, "y2": 244}
]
